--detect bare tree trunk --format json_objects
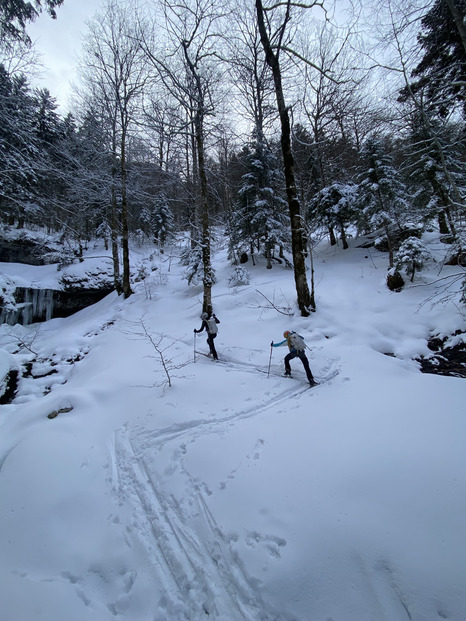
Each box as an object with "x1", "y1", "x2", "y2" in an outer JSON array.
[
  {"x1": 308, "y1": 238, "x2": 316, "y2": 311},
  {"x1": 182, "y1": 40, "x2": 213, "y2": 314},
  {"x1": 384, "y1": 224, "x2": 394, "y2": 268},
  {"x1": 266, "y1": 243, "x2": 272, "y2": 269},
  {"x1": 255, "y1": 0, "x2": 313, "y2": 316},
  {"x1": 120, "y1": 126, "x2": 132, "y2": 299},
  {"x1": 110, "y1": 182, "x2": 121, "y2": 294},
  {"x1": 197, "y1": 122, "x2": 213, "y2": 313},
  {"x1": 82, "y1": 3, "x2": 148, "y2": 297},
  {"x1": 340, "y1": 224, "x2": 348, "y2": 250},
  {"x1": 110, "y1": 130, "x2": 122, "y2": 294},
  {"x1": 438, "y1": 210, "x2": 450, "y2": 235}
]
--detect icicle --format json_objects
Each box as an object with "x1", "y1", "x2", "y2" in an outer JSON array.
[
  {"x1": 0, "y1": 287, "x2": 55, "y2": 326},
  {"x1": 45, "y1": 290, "x2": 54, "y2": 321},
  {"x1": 22, "y1": 290, "x2": 33, "y2": 325}
]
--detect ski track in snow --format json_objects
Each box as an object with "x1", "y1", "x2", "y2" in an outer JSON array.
[
  {"x1": 110, "y1": 356, "x2": 341, "y2": 620},
  {"x1": 113, "y1": 432, "x2": 278, "y2": 620}
]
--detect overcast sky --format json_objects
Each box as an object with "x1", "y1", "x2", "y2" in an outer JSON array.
[
  {"x1": 28, "y1": 0, "x2": 105, "y2": 113},
  {"x1": 26, "y1": 0, "x2": 358, "y2": 116}
]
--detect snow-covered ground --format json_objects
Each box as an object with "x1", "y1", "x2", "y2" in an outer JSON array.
[{"x1": 0, "y1": 233, "x2": 465, "y2": 621}]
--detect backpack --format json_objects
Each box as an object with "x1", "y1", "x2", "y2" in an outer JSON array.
[
  {"x1": 289, "y1": 331, "x2": 305, "y2": 351},
  {"x1": 206, "y1": 317, "x2": 218, "y2": 334}
]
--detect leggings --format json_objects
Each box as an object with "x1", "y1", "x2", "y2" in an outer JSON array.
[
  {"x1": 207, "y1": 333, "x2": 218, "y2": 359},
  {"x1": 284, "y1": 350, "x2": 314, "y2": 382}
]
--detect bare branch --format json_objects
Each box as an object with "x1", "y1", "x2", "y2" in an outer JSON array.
[{"x1": 254, "y1": 289, "x2": 294, "y2": 315}]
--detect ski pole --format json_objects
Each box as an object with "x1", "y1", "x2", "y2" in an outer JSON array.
[
  {"x1": 194, "y1": 331, "x2": 196, "y2": 363},
  {"x1": 267, "y1": 342, "x2": 273, "y2": 377}
]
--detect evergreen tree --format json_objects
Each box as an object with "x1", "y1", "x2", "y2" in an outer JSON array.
[
  {"x1": 395, "y1": 237, "x2": 432, "y2": 282},
  {"x1": 402, "y1": 0, "x2": 466, "y2": 117},
  {"x1": 67, "y1": 108, "x2": 113, "y2": 242},
  {"x1": 403, "y1": 111, "x2": 465, "y2": 238},
  {"x1": 0, "y1": 66, "x2": 40, "y2": 227},
  {"x1": 0, "y1": 0, "x2": 64, "y2": 44},
  {"x1": 138, "y1": 206, "x2": 153, "y2": 240},
  {"x1": 309, "y1": 182, "x2": 358, "y2": 250},
  {"x1": 152, "y1": 194, "x2": 175, "y2": 252},
  {"x1": 358, "y1": 136, "x2": 411, "y2": 267},
  {"x1": 235, "y1": 132, "x2": 290, "y2": 268},
  {"x1": 30, "y1": 87, "x2": 69, "y2": 231}
]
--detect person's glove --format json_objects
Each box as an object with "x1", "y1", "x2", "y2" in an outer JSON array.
[
  {"x1": 270, "y1": 341, "x2": 274, "y2": 347},
  {"x1": 194, "y1": 329, "x2": 197, "y2": 333}
]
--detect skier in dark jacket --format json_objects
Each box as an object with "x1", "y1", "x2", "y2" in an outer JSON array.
[
  {"x1": 194, "y1": 311, "x2": 220, "y2": 360},
  {"x1": 271, "y1": 330, "x2": 317, "y2": 386}
]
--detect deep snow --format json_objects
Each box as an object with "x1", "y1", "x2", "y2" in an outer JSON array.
[{"x1": 0, "y1": 232, "x2": 465, "y2": 621}]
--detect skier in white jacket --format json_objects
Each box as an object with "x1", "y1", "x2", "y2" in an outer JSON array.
[{"x1": 194, "y1": 311, "x2": 220, "y2": 360}]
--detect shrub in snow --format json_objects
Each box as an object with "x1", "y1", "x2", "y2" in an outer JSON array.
[
  {"x1": 228, "y1": 266, "x2": 250, "y2": 288},
  {"x1": 134, "y1": 256, "x2": 159, "y2": 284},
  {"x1": 135, "y1": 264, "x2": 149, "y2": 282},
  {"x1": 395, "y1": 237, "x2": 432, "y2": 282}
]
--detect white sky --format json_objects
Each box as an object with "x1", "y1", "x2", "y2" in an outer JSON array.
[
  {"x1": 28, "y1": 0, "x2": 105, "y2": 113},
  {"x1": 25, "y1": 0, "x2": 356, "y2": 116}
]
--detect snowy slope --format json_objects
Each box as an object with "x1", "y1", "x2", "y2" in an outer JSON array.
[{"x1": 0, "y1": 234, "x2": 465, "y2": 621}]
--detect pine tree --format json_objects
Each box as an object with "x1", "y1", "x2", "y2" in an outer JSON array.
[
  {"x1": 235, "y1": 132, "x2": 290, "y2": 268},
  {"x1": 0, "y1": 1, "x2": 64, "y2": 44},
  {"x1": 30, "y1": 87, "x2": 69, "y2": 231},
  {"x1": 395, "y1": 237, "x2": 431, "y2": 282},
  {"x1": 0, "y1": 66, "x2": 40, "y2": 227},
  {"x1": 68, "y1": 108, "x2": 113, "y2": 242},
  {"x1": 152, "y1": 194, "x2": 174, "y2": 252},
  {"x1": 309, "y1": 182, "x2": 358, "y2": 250},
  {"x1": 403, "y1": 111, "x2": 465, "y2": 238},
  {"x1": 402, "y1": 0, "x2": 466, "y2": 118},
  {"x1": 358, "y1": 136, "x2": 411, "y2": 267}
]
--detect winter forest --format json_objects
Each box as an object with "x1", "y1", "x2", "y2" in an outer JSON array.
[
  {"x1": 1, "y1": 0, "x2": 465, "y2": 312},
  {"x1": 1, "y1": 1, "x2": 466, "y2": 621}
]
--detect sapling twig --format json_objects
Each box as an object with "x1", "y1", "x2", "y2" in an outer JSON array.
[
  {"x1": 2, "y1": 325, "x2": 40, "y2": 355},
  {"x1": 123, "y1": 317, "x2": 188, "y2": 390},
  {"x1": 252, "y1": 289, "x2": 294, "y2": 316}
]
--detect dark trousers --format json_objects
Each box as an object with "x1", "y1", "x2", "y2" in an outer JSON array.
[
  {"x1": 207, "y1": 333, "x2": 218, "y2": 359},
  {"x1": 285, "y1": 350, "x2": 314, "y2": 382}
]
